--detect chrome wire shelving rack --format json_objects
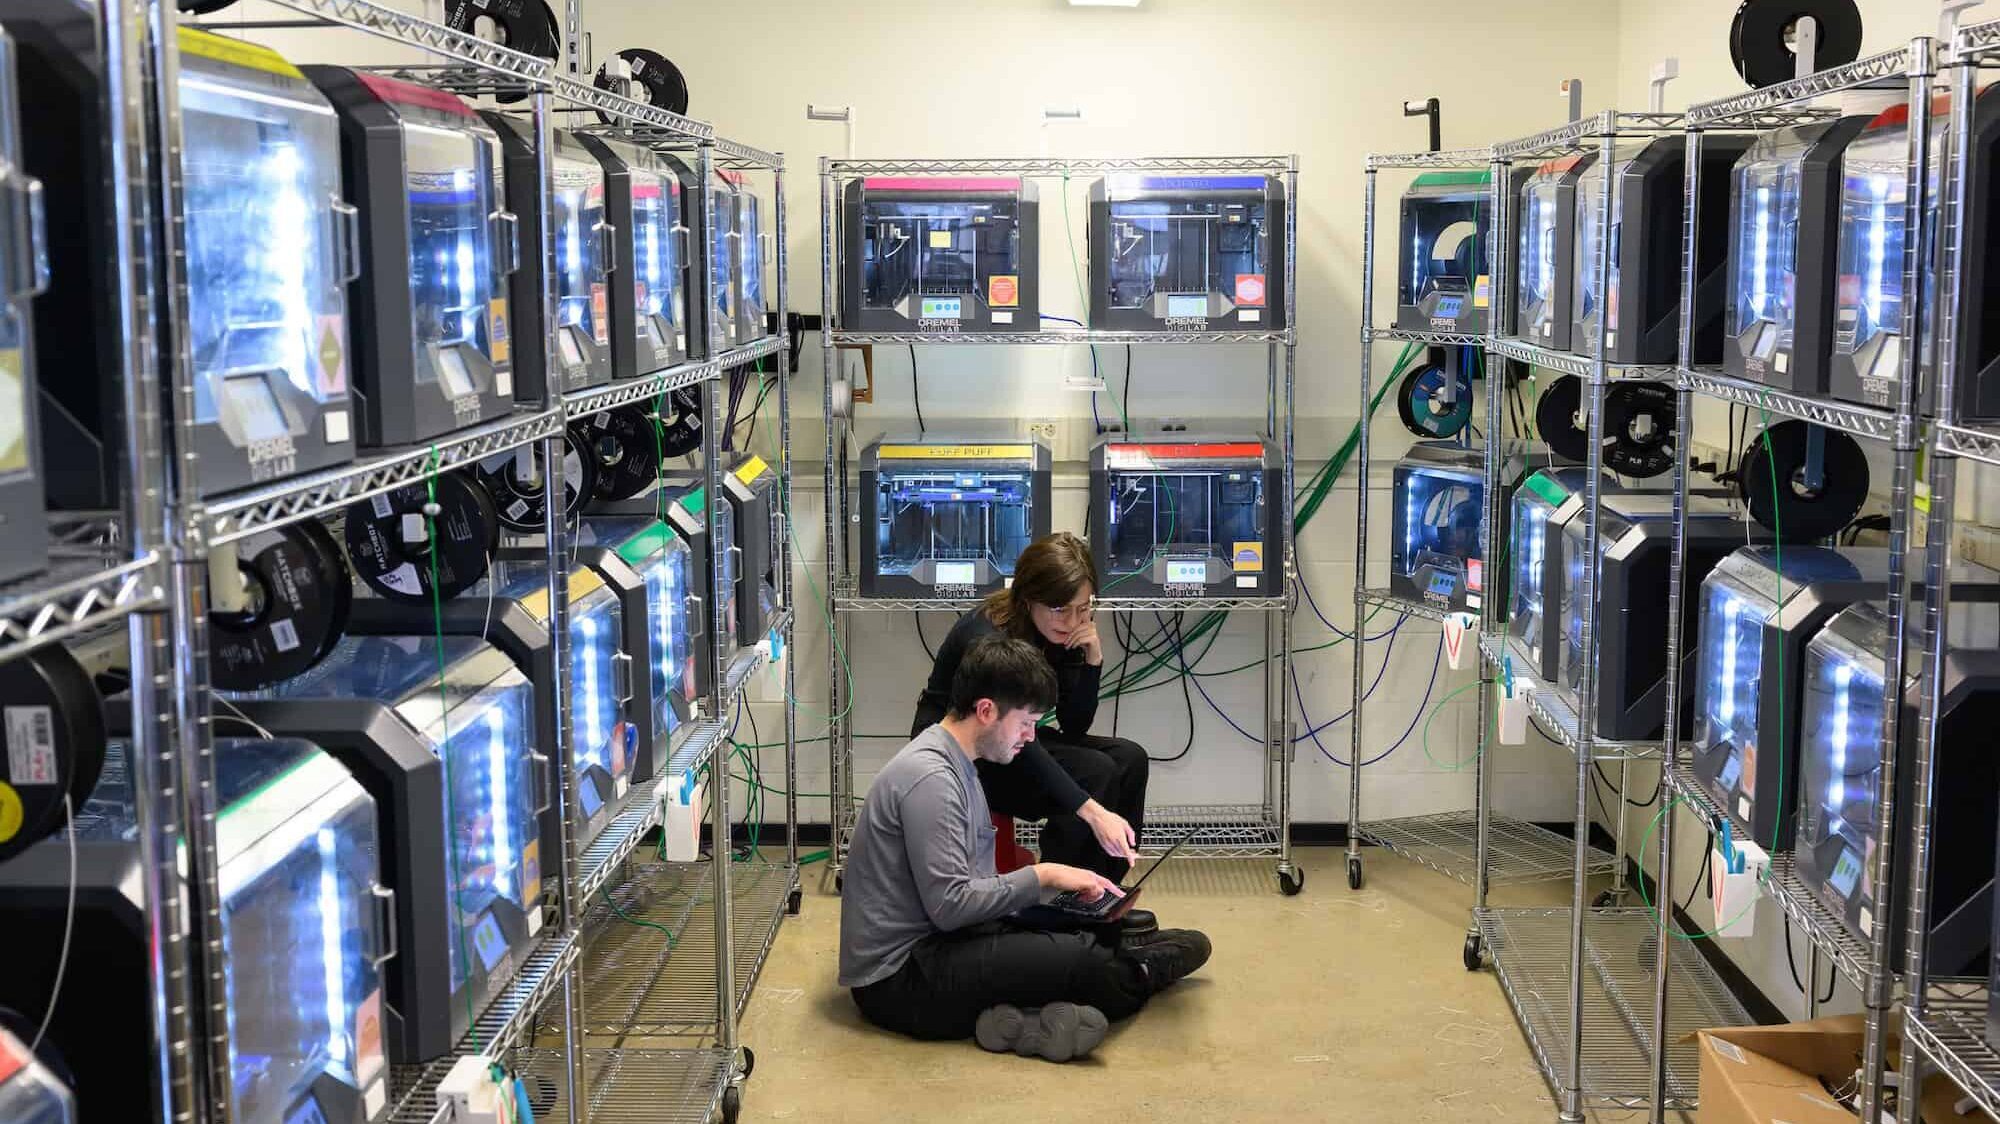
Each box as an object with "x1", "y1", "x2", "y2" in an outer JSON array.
[
  {"x1": 816, "y1": 154, "x2": 1305, "y2": 892},
  {"x1": 1892, "y1": 20, "x2": 2000, "y2": 1124},
  {"x1": 79, "y1": 0, "x2": 800, "y2": 1119},
  {"x1": 1638, "y1": 39, "x2": 1941, "y2": 1124},
  {"x1": 1345, "y1": 144, "x2": 1621, "y2": 919}
]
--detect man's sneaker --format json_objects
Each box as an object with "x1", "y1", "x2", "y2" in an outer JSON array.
[
  {"x1": 974, "y1": 1002, "x2": 1109, "y2": 1062},
  {"x1": 1125, "y1": 928, "x2": 1212, "y2": 993},
  {"x1": 1119, "y1": 907, "x2": 1159, "y2": 936}
]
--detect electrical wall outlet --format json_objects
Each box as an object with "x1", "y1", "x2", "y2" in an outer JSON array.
[{"x1": 1027, "y1": 420, "x2": 1059, "y2": 442}]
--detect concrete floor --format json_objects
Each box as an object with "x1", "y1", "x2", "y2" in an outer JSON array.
[{"x1": 732, "y1": 845, "x2": 1655, "y2": 1123}]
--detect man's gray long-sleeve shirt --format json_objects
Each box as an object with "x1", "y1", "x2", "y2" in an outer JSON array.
[{"x1": 838, "y1": 724, "x2": 1043, "y2": 988}]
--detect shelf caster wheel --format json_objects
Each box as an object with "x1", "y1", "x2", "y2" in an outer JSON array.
[
  {"x1": 1593, "y1": 888, "x2": 1620, "y2": 909},
  {"x1": 1462, "y1": 933, "x2": 1484, "y2": 972},
  {"x1": 787, "y1": 888, "x2": 802, "y2": 915},
  {"x1": 741, "y1": 1047, "x2": 756, "y2": 1080},
  {"x1": 1346, "y1": 856, "x2": 1364, "y2": 890},
  {"x1": 721, "y1": 1084, "x2": 742, "y2": 1124},
  {"x1": 1278, "y1": 867, "x2": 1305, "y2": 896}
]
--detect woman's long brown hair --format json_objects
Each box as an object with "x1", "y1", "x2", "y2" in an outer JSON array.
[{"x1": 982, "y1": 532, "x2": 1098, "y2": 641}]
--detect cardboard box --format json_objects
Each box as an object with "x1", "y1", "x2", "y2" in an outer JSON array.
[{"x1": 1696, "y1": 1015, "x2": 1996, "y2": 1124}]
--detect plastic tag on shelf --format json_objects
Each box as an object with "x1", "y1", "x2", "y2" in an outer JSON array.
[
  {"x1": 1497, "y1": 677, "x2": 1529, "y2": 745},
  {"x1": 1710, "y1": 823, "x2": 1769, "y2": 939},
  {"x1": 1442, "y1": 612, "x2": 1479, "y2": 670}
]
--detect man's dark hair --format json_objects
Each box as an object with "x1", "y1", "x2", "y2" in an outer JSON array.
[{"x1": 947, "y1": 635, "x2": 1059, "y2": 720}]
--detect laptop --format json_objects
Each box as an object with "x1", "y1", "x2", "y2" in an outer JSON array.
[{"x1": 1040, "y1": 829, "x2": 1199, "y2": 922}]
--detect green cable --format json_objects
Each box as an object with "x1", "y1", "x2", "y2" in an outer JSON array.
[
  {"x1": 1419, "y1": 678, "x2": 1487, "y2": 771},
  {"x1": 599, "y1": 882, "x2": 678, "y2": 946},
  {"x1": 421, "y1": 446, "x2": 483, "y2": 1054}
]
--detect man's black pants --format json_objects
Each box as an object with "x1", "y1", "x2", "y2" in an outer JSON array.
[
  {"x1": 976, "y1": 733, "x2": 1149, "y2": 882},
  {"x1": 850, "y1": 920, "x2": 1152, "y2": 1041}
]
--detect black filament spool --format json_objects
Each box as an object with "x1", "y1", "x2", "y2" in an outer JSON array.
[
  {"x1": 1730, "y1": 0, "x2": 1863, "y2": 89},
  {"x1": 1737, "y1": 420, "x2": 1870, "y2": 542},
  {"x1": 442, "y1": 0, "x2": 563, "y2": 103},
  {"x1": 345, "y1": 471, "x2": 499, "y2": 604},
  {"x1": 477, "y1": 428, "x2": 598, "y2": 532},
  {"x1": 0, "y1": 644, "x2": 105, "y2": 862},
  {"x1": 1601, "y1": 382, "x2": 1678, "y2": 479},
  {"x1": 208, "y1": 523, "x2": 348, "y2": 690},
  {"x1": 583, "y1": 405, "x2": 665, "y2": 502},
  {"x1": 594, "y1": 47, "x2": 691, "y2": 121}
]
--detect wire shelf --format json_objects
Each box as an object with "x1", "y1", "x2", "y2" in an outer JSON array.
[
  {"x1": 1660, "y1": 763, "x2": 1872, "y2": 990},
  {"x1": 505, "y1": 1048, "x2": 731, "y2": 1124},
  {"x1": 1475, "y1": 906, "x2": 1754, "y2": 1110},
  {"x1": 1013, "y1": 803, "x2": 1283, "y2": 858},
  {"x1": 824, "y1": 156, "x2": 1297, "y2": 177},
  {"x1": 570, "y1": 861, "x2": 799, "y2": 1038},
  {"x1": 1359, "y1": 812, "x2": 1616, "y2": 887},
  {"x1": 1367, "y1": 326, "x2": 1487, "y2": 347},
  {"x1": 1487, "y1": 336, "x2": 1675, "y2": 382},
  {"x1": 1679, "y1": 366, "x2": 1899, "y2": 441},
  {"x1": 1364, "y1": 148, "x2": 1494, "y2": 170},
  {"x1": 1909, "y1": 995, "x2": 2000, "y2": 1120},
  {"x1": 1478, "y1": 634, "x2": 1663, "y2": 761},
  {"x1": 827, "y1": 327, "x2": 1293, "y2": 346},
  {"x1": 0, "y1": 556, "x2": 162, "y2": 666},
  {"x1": 1934, "y1": 421, "x2": 2000, "y2": 467},
  {"x1": 1686, "y1": 46, "x2": 1919, "y2": 127},
  {"x1": 576, "y1": 784, "x2": 666, "y2": 905},
  {"x1": 564, "y1": 361, "x2": 719, "y2": 421},
  {"x1": 711, "y1": 137, "x2": 785, "y2": 170},
  {"x1": 549, "y1": 73, "x2": 711, "y2": 140},
  {"x1": 1492, "y1": 112, "x2": 1687, "y2": 162},
  {"x1": 199, "y1": 409, "x2": 565, "y2": 546},
  {"x1": 716, "y1": 335, "x2": 787, "y2": 371},
  {"x1": 263, "y1": 0, "x2": 555, "y2": 83},
  {"x1": 1356, "y1": 587, "x2": 1449, "y2": 622},
  {"x1": 832, "y1": 579, "x2": 984, "y2": 613}
]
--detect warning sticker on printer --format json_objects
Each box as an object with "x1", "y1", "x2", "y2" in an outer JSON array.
[
  {"x1": 489, "y1": 298, "x2": 510, "y2": 364},
  {"x1": 929, "y1": 229, "x2": 953, "y2": 249},
  {"x1": 1232, "y1": 542, "x2": 1264, "y2": 573},
  {"x1": 1235, "y1": 274, "x2": 1267, "y2": 307},
  {"x1": 318, "y1": 317, "x2": 347, "y2": 395},
  {"x1": 1473, "y1": 275, "x2": 1492, "y2": 309},
  {"x1": 988, "y1": 275, "x2": 1020, "y2": 308},
  {"x1": 1467, "y1": 558, "x2": 1484, "y2": 593},
  {"x1": 592, "y1": 284, "x2": 610, "y2": 344}
]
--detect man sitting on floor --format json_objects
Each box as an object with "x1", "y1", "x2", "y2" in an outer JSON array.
[{"x1": 838, "y1": 634, "x2": 1211, "y2": 1062}]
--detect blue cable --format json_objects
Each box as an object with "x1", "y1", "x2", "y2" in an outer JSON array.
[{"x1": 1185, "y1": 617, "x2": 1405, "y2": 759}]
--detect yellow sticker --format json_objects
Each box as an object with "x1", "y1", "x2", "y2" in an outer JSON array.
[
  {"x1": 489, "y1": 299, "x2": 511, "y2": 364},
  {"x1": 318, "y1": 319, "x2": 347, "y2": 396},
  {"x1": 177, "y1": 27, "x2": 305, "y2": 79},
  {"x1": 0, "y1": 348, "x2": 26, "y2": 474},
  {"x1": 522, "y1": 839, "x2": 542, "y2": 905},
  {"x1": 732, "y1": 454, "x2": 770, "y2": 486},
  {"x1": 928, "y1": 229, "x2": 953, "y2": 249},
  {"x1": 517, "y1": 568, "x2": 607, "y2": 621},
  {"x1": 1231, "y1": 542, "x2": 1265, "y2": 573},
  {"x1": 874, "y1": 444, "x2": 1033, "y2": 460},
  {"x1": 0, "y1": 782, "x2": 20, "y2": 844}
]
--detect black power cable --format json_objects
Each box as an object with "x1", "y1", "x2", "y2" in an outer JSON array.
[
  {"x1": 909, "y1": 344, "x2": 927, "y2": 434},
  {"x1": 913, "y1": 613, "x2": 935, "y2": 662}
]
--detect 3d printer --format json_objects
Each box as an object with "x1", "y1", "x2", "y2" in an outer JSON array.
[
  {"x1": 858, "y1": 436, "x2": 1052, "y2": 599},
  {"x1": 1388, "y1": 442, "x2": 1524, "y2": 614},
  {"x1": 484, "y1": 114, "x2": 613, "y2": 399},
  {"x1": 1689, "y1": 547, "x2": 1906, "y2": 851},
  {"x1": 1722, "y1": 116, "x2": 1872, "y2": 392},
  {"x1": 0, "y1": 736, "x2": 392, "y2": 1123},
  {"x1": 592, "y1": 479, "x2": 740, "y2": 676},
  {"x1": 1395, "y1": 170, "x2": 1523, "y2": 337},
  {"x1": 1828, "y1": 87, "x2": 2000, "y2": 415},
  {"x1": 1571, "y1": 135, "x2": 1752, "y2": 365},
  {"x1": 731, "y1": 175, "x2": 770, "y2": 343},
  {"x1": 346, "y1": 558, "x2": 636, "y2": 854},
  {"x1": 1091, "y1": 436, "x2": 1284, "y2": 598},
  {"x1": 579, "y1": 133, "x2": 687, "y2": 378},
  {"x1": 707, "y1": 169, "x2": 743, "y2": 353},
  {"x1": 1506, "y1": 467, "x2": 1590, "y2": 682},
  {"x1": 0, "y1": 25, "x2": 45, "y2": 586},
  {"x1": 577, "y1": 515, "x2": 704, "y2": 740},
  {"x1": 303, "y1": 67, "x2": 517, "y2": 445},
  {"x1": 723, "y1": 452, "x2": 782, "y2": 646},
  {"x1": 1793, "y1": 600, "x2": 2000, "y2": 979},
  {"x1": 1087, "y1": 174, "x2": 1285, "y2": 332},
  {"x1": 1516, "y1": 154, "x2": 1591, "y2": 350},
  {"x1": 178, "y1": 29, "x2": 359, "y2": 498},
  {"x1": 1554, "y1": 493, "x2": 1748, "y2": 740},
  {"x1": 841, "y1": 177, "x2": 1039, "y2": 332},
  {"x1": 234, "y1": 635, "x2": 544, "y2": 1065}
]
